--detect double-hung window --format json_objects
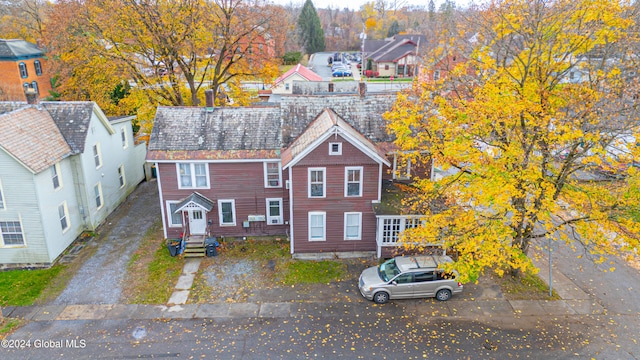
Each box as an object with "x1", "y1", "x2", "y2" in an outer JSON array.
[
  {"x1": 0, "y1": 181, "x2": 4, "y2": 209},
  {"x1": 166, "y1": 201, "x2": 182, "y2": 227},
  {"x1": 34, "y1": 60, "x2": 42, "y2": 76},
  {"x1": 19, "y1": 62, "x2": 28, "y2": 78},
  {"x1": 177, "y1": 163, "x2": 209, "y2": 189},
  {"x1": 266, "y1": 198, "x2": 283, "y2": 225},
  {"x1": 52, "y1": 163, "x2": 61, "y2": 190},
  {"x1": 218, "y1": 199, "x2": 236, "y2": 226},
  {"x1": 93, "y1": 143, "x2": 102, "y2": 168},
  {"x1": 59, "y1": 202, "x2": 70, "y2": 232},
  {"x1": 264, "y1": 161, "x2": 281, "y2": 187},
  {"x1": 0, "y1": 221, "x2": 24, "y2": 246},
  {"x1": 345, "y1": 166, "x2": 363, "y2": 197},
  {"x1": 344, "y1": 212, "x2": 362, "y2": 240},
  {"x1": 121, "y1": 127, "x2": 128, "y2": 148},
  {"x1": 118, "y1": 165, "x2": 126, "y2": 188},
  {"x1": 94, "y1": 182, "x2": 103, "y2": 209},
  {"x1": 308, "y1": 168, "x2": 326, "y2": 198},
  {"x1": 308, "y1": 211, "x2": 326, "y2": 241}
]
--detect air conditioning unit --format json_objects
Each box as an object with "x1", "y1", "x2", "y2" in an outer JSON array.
[{"x1": 247, "y1": 215, "x2": 266, "y2": 222}]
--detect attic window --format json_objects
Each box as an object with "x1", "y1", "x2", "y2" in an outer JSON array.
[{"x1": 329, "y1": 142, "x2": 342, "y2": 155}]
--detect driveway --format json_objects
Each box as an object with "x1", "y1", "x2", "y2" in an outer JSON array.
[{"x1": 52, "y1": 180, "x2": 160, "y2": 305}]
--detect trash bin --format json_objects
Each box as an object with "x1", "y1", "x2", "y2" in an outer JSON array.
[
  {"x1": 205, "y1": 237, "x2": 219, "y2": 257},
  {"x1": 167, "y1": 239, "x2": 180, "y2": 257}
]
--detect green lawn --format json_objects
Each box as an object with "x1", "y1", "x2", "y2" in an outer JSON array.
[{"x1": 0, "y1": 266, "x2": 65, "y2": 306}]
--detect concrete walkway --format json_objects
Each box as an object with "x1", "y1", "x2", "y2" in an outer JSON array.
[{"x1": 167, "y1": 258, "x2": 202, "y2": 306}]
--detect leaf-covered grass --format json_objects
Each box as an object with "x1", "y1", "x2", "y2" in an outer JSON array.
[
  {"x1": 219, "y1": 237, "x2": 289, "y2": 260},
  {"x1": 0, "y1": 318, "x2": 24, "y2": 339},
  {"x1": 498, "y1": 272, "x2": 560, "y2": 300},
  {"x1": 122, "y1": 221, "x2": 183, "y2": 304},
  {"x1": 279, "y1": 260, "x2": 348, "y2": 285},
  {"x1": 0, "y1": 266, "x2": 65, "y2": 306}
]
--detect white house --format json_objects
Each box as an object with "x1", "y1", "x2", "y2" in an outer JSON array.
[
  {"x1": 271, "y1": 64, "x2": 323, "y2": 94},
  {"x1": 0, "y1": 101, "x2": 147, "y2": 268}
]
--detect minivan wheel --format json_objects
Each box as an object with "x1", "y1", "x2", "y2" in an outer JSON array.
[
  {"x1": 373, "y1": 291, "x2": 389, "y2": 304},
  {"x1": 436, "y1": 289, "x2": 451, "y2": 301}
]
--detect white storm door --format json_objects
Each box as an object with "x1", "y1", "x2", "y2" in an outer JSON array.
[{"x1": 189, "y1": 209, "x2": 206, "y2": 235}]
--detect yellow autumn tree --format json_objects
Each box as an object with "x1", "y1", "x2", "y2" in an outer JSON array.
[{"x1": 386, "y1": 0, "x2": 640, "y2": 282}]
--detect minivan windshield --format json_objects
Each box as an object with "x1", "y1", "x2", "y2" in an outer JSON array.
[{"x1": 379, "y1": 259, "x2": 400, "y2": 282}]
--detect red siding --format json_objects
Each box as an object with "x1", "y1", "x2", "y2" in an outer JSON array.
[
  {"x1": 290, "y1": 136, "x2": 381, "y2": 253},
  {"x1": 158, "y1": 161, "x2": 289, "y2": 239}
]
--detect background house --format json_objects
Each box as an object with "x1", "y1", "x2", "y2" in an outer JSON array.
[
  {"x1": 365, "y1": 35, "x2": 427, "y2": 78},
  {"x1": 271, "y1": 64, "x2": 322, "y2": 94},
  {"x1": 0, "y1": 101, "x2": 147, "y2": 268},
  {"x1": 0, "y1": 39, "x2": 52, "y2": 101},
  {"x1": 148, "y1": 89, "x2": 433, "y2": 258}
]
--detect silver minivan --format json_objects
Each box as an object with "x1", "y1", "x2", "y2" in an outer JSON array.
[{"x1": 358, "y1": 255, "x2": 463, "y2": 304}]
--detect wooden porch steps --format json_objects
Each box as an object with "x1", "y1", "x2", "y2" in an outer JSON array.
[{"x1": 183, "y1": 235, "x2": 206, "y2": 258}]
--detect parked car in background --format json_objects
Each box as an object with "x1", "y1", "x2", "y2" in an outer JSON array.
[
  {"x1": 332, "y1": 68, "x2": 352, "y2": 77},
  {"x1": 358, "y1": 255, "x2": 463, "y2": 304}
]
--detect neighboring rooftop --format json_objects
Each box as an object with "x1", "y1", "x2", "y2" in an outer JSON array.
[
  {"x1": 274, "y1": 63, "x2": 322, "y2": 84},
  {"x1": 0, "y1": 39, "x2": 44, "y2": 60}
]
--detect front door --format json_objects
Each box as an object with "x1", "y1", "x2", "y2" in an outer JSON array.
[{"x1": 189, "y1": 209, "x2": 206, "y2": 235}]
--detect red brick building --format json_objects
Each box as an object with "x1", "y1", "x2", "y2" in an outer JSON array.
[{"x1": 0, "y1": 39, "x2": 52, "y2": 101}]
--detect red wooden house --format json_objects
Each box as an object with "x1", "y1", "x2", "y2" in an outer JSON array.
[{"x1": 147, "y1": 89, "x2": 431, "y2": 258}]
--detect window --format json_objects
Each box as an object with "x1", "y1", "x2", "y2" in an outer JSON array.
[
  {"x1": 264, "y1": 161, "x2": 281, "y2": 187},
  {"x1": 433, "y1": 70, "x2": 441, "y2": 81},
  {"x1": 414, "y1": 271, "x2": 435, "y2": 282},
  {"x1": 59, "y1": 202, "x2": 70, "y2": 231},
  {"x1": 0, "y1": 181, "x2": 4, "y2": 209},
  {"x1": 118, "y1": 165, "x2": 126, "y2": 188},
  {"x1": 121, "y1": 127, "x2": 128, "y2": 148},
  {"x1": 393, "y1": 154, "x2": 411, "y2": 180},
  {"x1": 0, "y1": 221, "x2": 24, "y2": 246},
  {"x1": 395, "y1": 273, "x2": 413, "y2": 284},
  {"x1": 218, "y1": 199, "x2": 236, "y2": 226},
  {"x1": 31, "y1": 81, "x2": 38, "y2": 95},
  {"x1": 94, "y1": 183, "x2": 103, "y2": 209},
  {"x1": 329, "y1": 142, "x2": 342, "y2": 155},
  {"x1": 344, "y1": 212, "x2": 362, "y2": 240},
  {"x1": 308, "y1": 168, "x2": 326, "y2": 198},
  {"x1": 19, "y1": 62, "x2": 28, "y2": 78},
  {"x1": 34, "y1": 60, "x2": 42, "y2": 76},
  {"x1": 93, "y1": 143, "x2": 102, "y2": 168},
  {"x1": 167, "y1": 201, "x2": 182, "y2": 227},
  {"x1": 384, "y1": 64, "x2": 389, "y2": 70},
  {"x1": 308, "y1": 211, "x2": 326, "y2": 241},
  {"x1": 23, "y1": 83, "x2": 29, "y2": 93},
  {"x1": 266, "y1": 198, "x2": 283, "y2": 225},
  {"x1": 285, "y1": 83, "x2": 290, "y2": 91},
  {"x1": 345, "y1": 167, "x2": 363, "y2": 197},
  {"x1": 177, "y1": 163, "x2": 209, "y2": 189},
  {"x1": 52, "y1": 163, "x2": 61, "y2": 190}
]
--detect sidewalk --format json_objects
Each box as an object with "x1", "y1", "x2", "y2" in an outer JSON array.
[{"x1": 3, "y1": 252, "x2": 605, "y2": 322}]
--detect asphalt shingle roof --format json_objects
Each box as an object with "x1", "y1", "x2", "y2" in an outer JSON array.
[
  {"x1": 0, "y1": 107, "x2": 72, "y2": 173},
  {"x1": 40, "y1": 102, "x2": 96, "y2": 154}
]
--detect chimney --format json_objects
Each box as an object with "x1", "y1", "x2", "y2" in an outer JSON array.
[
  {"x1": 205, "y1": 89, "x2": 214, "y2": 112},
  {"x1": 328, "y1": 82, "x2": 334, "y2": 92},
  {"x1": 25, "y1": 87, "x2": 38, "y2": 104},
  {"x1": 358, "y1": 81, "x2": 367, "y2": 98}
]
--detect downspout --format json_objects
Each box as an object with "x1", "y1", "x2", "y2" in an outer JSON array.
[
  {"x1": 288, "y1": 166, "x2": 294, "y2": 255},
  {"x1": 156, "y1": 162, "x2": 169, "y2": 239}
]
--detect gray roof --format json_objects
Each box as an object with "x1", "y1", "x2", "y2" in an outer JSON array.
[
  {"x1": 147, "y1": 93, "x2": 398, "y2": 161},
  {"x1": 149, "y1": 105, "x2": 282, "y2": 152},
  {"x1": 175, "y1": 192, "x2": 215, "y2": 212},
  {"x1": 0, "y1": 39, "x2": 43, "y2": 60},
  {"x1": 40, "y1": 102, "x2": 96, "y2": 154}
]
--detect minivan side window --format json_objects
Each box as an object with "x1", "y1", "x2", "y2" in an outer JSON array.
[
  {"x1": 414, "y1": 271, "x2": 435, "y2": 282},
  {"x1": 394, "y1": 273, "x2": 413, "y2": 284}
]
